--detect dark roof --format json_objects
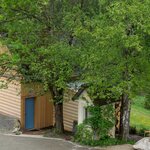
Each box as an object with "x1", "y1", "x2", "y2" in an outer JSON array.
[
  {"x1": 72, "y1": 87, "x2": 86, "y2": 101},
  {"x1": 67, "y1": 82, "x2": 88, "y2": 101}
]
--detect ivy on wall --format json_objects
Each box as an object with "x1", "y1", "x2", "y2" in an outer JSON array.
[{"x1": 74, "y1": 104, "x2": 115, "y2": 144}]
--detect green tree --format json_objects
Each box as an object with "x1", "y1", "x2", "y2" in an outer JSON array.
[
  {"x1": 0, "y1": 0, "x2": 103, "y2": 133},
  {"x1": 1, "y1": 0, "x2": 149, "y2": 139},
  {"x1": 0, "y1": 0, "x2": 83, "y2": 133},
  {"x1": 75, "y1": 0, "x2": 150, "y2": 140}
]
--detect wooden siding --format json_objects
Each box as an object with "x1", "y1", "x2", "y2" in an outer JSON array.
[
  {"x1": 63, "y1": 101, "x2": 78, "y2": 131},
  {"x1": 53, "y1": 89, "x2": 79, "y2": 131},
  {"x1": 21, "y1": 83, "x2": 53, "y2": 129},
  {"x1": 0, "y1": 80, "x2": 21, "y2": 118}
]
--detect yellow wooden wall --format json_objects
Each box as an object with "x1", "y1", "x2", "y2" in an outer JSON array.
[
  {"x1": 0, "y1": 79, "x2": 21, "y2": 118},
  {"x1": 53, "y1": 89, "x2": 79, "y2": 131},
  {"x1": 0, "y1": 78, "x2": 79, "y2": 131},
  {"x1": 63, "y1": 101, "x2": 78, "y2": 131},
  {"x1": 0, "y1": 46, "x2": 20, "y2": 118}
]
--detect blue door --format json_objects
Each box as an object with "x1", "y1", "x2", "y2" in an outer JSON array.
[{"x1": 25, "y1": 98, "x2": 35, "y2": 129}]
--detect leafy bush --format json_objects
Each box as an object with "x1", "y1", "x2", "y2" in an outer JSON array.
[
  {"x1": 84, "y1": 105, "x2": 114, "y2": 139},
  {"x1": 74, "y1": 132, "x2": 134, "y2": 146},
  {"x1": 129, "y1": 126, "x2": 149, "y2": 136},
  {"x1": 129, "y1": 126, "x2": 137, "y2": 134},
  {"x1": 74, "y1": 124, "x2": 94, "y2": 145},
  {"x1": 74, "y1": 105, "x2": 115, "y2": 145},
  {"x1": 137, "y1": 127, "x2": 147, "y2": 136}
]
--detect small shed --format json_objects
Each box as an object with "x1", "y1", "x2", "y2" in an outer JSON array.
[
  {"x1": 21, "y1": 84, "x2": 53, "y2": 130},
  {"x1": 0, "y1": 80, "x2": 53, "y2": 130},
  {"x1": 68, "y1": 82, "x2": 121, "y2": 137},
  {"x1": 0, "y1": 80, "x2": 87, "y2": 131}
]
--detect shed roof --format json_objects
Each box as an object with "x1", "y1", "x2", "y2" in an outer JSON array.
[{"x1": 69, "y1": 82, "x2": 121, "y2": 106}]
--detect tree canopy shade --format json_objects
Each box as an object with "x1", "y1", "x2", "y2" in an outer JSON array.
[{"x1": 0, "y1": 0, "x2": 150, "y2": 139}]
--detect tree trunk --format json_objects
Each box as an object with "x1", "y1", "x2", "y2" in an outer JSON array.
[
  {"x1": 119, "y1": 93, "x2": 131, "y2": 141},
  {"x1": 118, "y1": 47, "x2": 131, "y2": 141},
  {"x1": 54, "y1": 102, "x2": 64, "y2": 133},
  {"x1": 51, "y1": 86, "x2": 64, "y2": 133}
]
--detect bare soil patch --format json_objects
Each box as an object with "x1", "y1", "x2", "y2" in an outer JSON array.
[{"x1": 101, "y1": 144, "x2": 133, "y2": 150}]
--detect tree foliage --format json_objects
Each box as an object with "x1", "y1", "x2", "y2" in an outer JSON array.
[
  {"x1": 74, "y1": 0, "x2": 150, "y2": 140},
  {"x1": 0, "y1": 0, "x2": 83, "y2": 132},
  {"x1": 76, "y1": 0, "x2": 150, "y2": 100},
  {"x1": 0, "y1": 0, "x2": 150, "y2": 137}
]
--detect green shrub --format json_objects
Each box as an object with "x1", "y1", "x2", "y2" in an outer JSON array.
[
  {"x1": 74, "y1": 124, "x2": 94, "y2": 145},
  {"x1": 74, "y1": 105, "x2": 115, "y2": 145},
  {"x1": 137, "y1": 127, "x2": 147, "y2": 136},
  {"x1": 130, "y1": 126, "x2": 148, "y2": 136},
  {"x1": 74, "y1": 133, "x2": 134, "y2": 146},
  {"x1": 129, "y1": 126, "x2": 137, "y2": 134},
  {"x1": 85, "y1": 105, "x2": 115, "y2": 139}
]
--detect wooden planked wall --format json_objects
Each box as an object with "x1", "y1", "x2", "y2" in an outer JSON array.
[
  {"x1": 63, "y1": 101, "x2": 78, "y2": 131},
  {"x1": 0, "y1": 80, "x2": 21, "y2": 118},
  {"x1": 53, "y1": 89, "x2": 79, "y2": 131},
  {"x1": 0, "y1": 46, "x2": 21, "y2": 118},
  {"x1": 21, "y1": 83, "x2": 53, "y2": 129}
]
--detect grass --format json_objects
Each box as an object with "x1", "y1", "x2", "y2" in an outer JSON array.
[
  {"x1": 88, "y1": 138, "x2": 134, "y2": 147},
  {"x1": 130, "y1": 96, "x2": 150, "y2": 130}
]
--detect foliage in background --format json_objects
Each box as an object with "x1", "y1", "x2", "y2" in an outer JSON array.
[{"x1": 130, "y1": 96, "x2": 150, "y2": 130}]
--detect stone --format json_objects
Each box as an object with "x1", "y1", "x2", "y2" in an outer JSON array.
[
  {"x1": 108, "y1": 126, "x2": 115, "y2": 138},
  {"x1": 0, "y1": 114, "x2": 17, "y2": 133},
  {"x1": 12, "y1": 119, "x2": 22, "y2": 135},
  {"x1": 133, "y1": 137, "x2": 150, "y2": 150}
]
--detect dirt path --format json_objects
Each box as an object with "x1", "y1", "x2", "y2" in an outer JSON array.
[{"x1": 100, "y1": 144, "x2": 134, "y2": 150}]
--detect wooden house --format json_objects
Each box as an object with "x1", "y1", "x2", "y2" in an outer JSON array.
[
  {"x1": 0, "y1": 80, "x2": 119, "y2": 136},
  {"x1": 0, "y1": 46, "x2": 83, "y2": 131},
  {"x1": 0, "y1": 80, "x2": 91, "y2": 131}
]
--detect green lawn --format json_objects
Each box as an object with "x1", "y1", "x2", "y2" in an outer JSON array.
[{"x1": 130, "y1": 96, "x2": 150, "y2": 130}]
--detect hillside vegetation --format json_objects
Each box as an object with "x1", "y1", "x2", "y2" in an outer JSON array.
[{"x1": 130, "y1": 96, "x2": 150, "y2": 130}]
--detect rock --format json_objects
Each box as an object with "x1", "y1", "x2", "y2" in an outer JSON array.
[
  {"x1": 0, "y1": 114, "x2": 17, "y2": 133},
  {"x1": 133, "y1": 137, "x2": 150, "y2": 150},
  {"x1": 12, "y1": 119, "x2": 22, "y2": 135},
  {"x1": 108, "y1": 126, "x2": 115, "y2": 138}
]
